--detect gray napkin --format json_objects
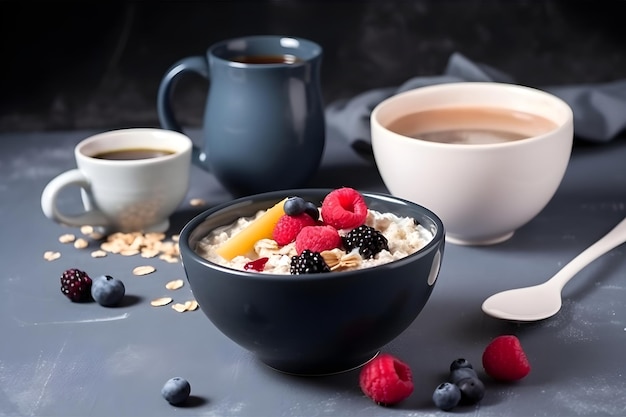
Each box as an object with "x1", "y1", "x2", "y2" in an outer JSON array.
[{"x1": 326, "y1": 52, "x2": 626, "y2": 158}]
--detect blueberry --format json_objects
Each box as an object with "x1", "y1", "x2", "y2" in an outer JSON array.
[
  {"x1": 450, "y1": 367, "x2": 478, "y2": 384},
  {"x1": 90, "y1": 275, "x2": 125, "y2": 307},
  {"x1": 303, "y1": 201, "x2": 319, "y2": 220},
  {"x1": 161, "y1": 377, "x2": 191, "y2": 405},
  {"x1": 284, "y1": 197, "x2": 306, "y2": 216},
  {"x1": 450, "y1": 358, "x2": 473, "y2": 372},
  {"x1": 432, "y1": 382, "x2": 461, "y2": 411},
  {"x1": 457, "y1": 377, "x2": 485, "y2": 405}
]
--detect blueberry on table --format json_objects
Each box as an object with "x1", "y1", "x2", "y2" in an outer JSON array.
[
  {"x1": 161, "y1": 377, "x2": 191, "y2": 405},
  {"x1": 432, "y1": 382, "x2": 461, "y2": 411},
  {"x1": 450, "y1": 358, "x2": 473, "y2": 372},
  {"x1": 450, "y1": 366, "x2": 478, "y2": 384},
  {"x1": 457, "y1": 377, "x2": 486, "y2": 405},
  {"x1": 90, "y1": 275, "x2": 125, "y2": 307}
]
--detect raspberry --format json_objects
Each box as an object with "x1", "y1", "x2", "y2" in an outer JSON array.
[
  {"x1": 343, "y1": 225, "x2": 389, "y2": 259},
  {"x1": 320, "y1": 187, "x2": 368, "y2": 230},
  {"x1": 272, "y1": 213, "x2": 317, "y2": 245},
  {"x1": 295, "y1": 225, "x2": 342, "y2": 254},
  {"x1": 482, "y1": 335, "x2": 531, "y2": 381},
  {"x1": 359, "y1": 353, "x2": 414, "y2": 405},
  {"x1": 60, "y1": 268, "x2": 92, "y2": 302},
  {"x1": 290, "y1": 250, "x2": 330, "y2": 274},
  {"x1": 244, "y1": 257, "x2": 269, "y2": 272}
]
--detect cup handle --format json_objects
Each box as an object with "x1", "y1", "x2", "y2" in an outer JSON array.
[
  {"x1": 41, "y1": 169, "x2": 110, "y2": 228},
  {"x1": 157, "y1": 56, "x2": 209, "y2": 167}
]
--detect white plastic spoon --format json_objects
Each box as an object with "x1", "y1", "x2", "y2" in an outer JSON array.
[{"x1": 482, "y1": 217, "x2": 626, "y2": 321}]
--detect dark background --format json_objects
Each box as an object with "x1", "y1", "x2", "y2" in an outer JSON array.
[{"x1": 2, "y1": 0, "x2": 625, "y2": 133}]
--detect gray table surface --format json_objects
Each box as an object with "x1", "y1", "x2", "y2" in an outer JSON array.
[{"x1": 1, "y1": 127, "x2": 626, "y2": 417}]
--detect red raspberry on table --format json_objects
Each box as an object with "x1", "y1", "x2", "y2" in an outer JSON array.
[
  {"x1": 272, "y1": 213, "x2": 317, "y2": 245},
  {"x1": 295, "y1": 225, "x2": 342, "y2": 254},
  {"x1": 359, "y1": 353, "x2": 414, "y2": 405},
  {"x1": 321, "y1": 187, "x2": 368, "y2": 230},
  {"x1": 482, "y1": 335, "x2": 531, "y2": 381}
]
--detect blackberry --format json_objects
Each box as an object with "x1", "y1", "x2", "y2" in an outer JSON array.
[
  {"x1": 60, "y1": 268, "x2": 92, "y2": 302},
  {"x1": 342, "y1": 225, "x2": 389, "y2": 259},
  {"x1": 290, "y1": 250, "x2": 330, "y2": 274}
]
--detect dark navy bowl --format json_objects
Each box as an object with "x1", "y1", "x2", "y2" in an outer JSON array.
[{"x1": 179, "y1": 189, "x2": 445, "y2": 375}]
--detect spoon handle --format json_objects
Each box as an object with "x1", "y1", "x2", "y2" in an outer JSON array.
[{"x1": 550, "y1": 217, "x2": 626, "y2": 291}]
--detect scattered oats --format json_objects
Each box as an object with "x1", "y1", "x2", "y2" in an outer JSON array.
[
  {"x1": 189, "y1": 198, "x2": 206, "y2": 207},
  {"x1": 58, "y1": 233, "x2": 76, "y2": 243},
  {"x1": 159, "y1": 254, "x2": 179, "y2": 263},
  {"x1": 80, "y1": 225, "x2": 94, "y2": 235},
  {"x1": 140, "y1": 248, "x2": 160, "y2": 258},
  {"x1": 120, "y1": 248, "x2": 140, "y2": 256},
  {"x1": 44, "y1": 251, "x2": 61, "y2": 261},
  {"x1": 132, "y1": 265, "x2": 156, "y2": 276},
  {"x1": 165, "y1": 279, "x2": 184, "y2": 290},
  {"x1": 171, "y1": 234, "x2": 180, "y2": 242},
  {"x1": 145, "y1": 232, "x2": 166, "y2": 241},
  {"x1": 100, "y1": 241, "x2": 122, "y2": 253},
  {"x1": 171, "y1": 303, "x2": 188, "y2": 313},
  {"x1": 150, "y1": 297, "x2": 173, "y2": 307},
  {"x1": 89, "y1": 231, "x2": 104, "y2": 240},
  {"x1": 171, "y1": 300, "x2": 199, "y2": 313},
  {"x1": 91, "y1": 250, "x2": 107, "y2": 258},
  {"x1": 73, "y1": 238, "x2": 89, "y2": 249}
]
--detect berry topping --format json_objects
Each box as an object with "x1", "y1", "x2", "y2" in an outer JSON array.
[
  {"x1": 359, "y1": 353, "x2": 414, "y2": 406},
  {"x1": 432, "y1": 382, "x2": 461, "y2": 411},
  {"x1": 244, "y1": 257, "x2": 269, "y2": 272},
  {"x1": 272, "y1": 213, "x2": 317, "y2": 246},
  {"x1": 216, "y1": 197, "x2": 288, "y2": 261},
  {"x1": 320, "y1": 187, "x2": 368, "y2": 230},
  {"x1": 290, "y1": 250, "x2": 331, "y2": 274},
  {"x1": 457, "y1": 377, "x2": 485, "y2": 405},
  {"x1": 161, "y1": 377, "x2": 191, "y2": 405},
  {"x1": 284, "y1": 196, "x2": 307, "y2": 216},
  {"x1": 304, "y1": 201, "x2": 320, "y2": 220},
  {"x1": 295, "y1": 225, "x2": 342, "y2": 254},
  {"x1": 482, "y1": 335, "x2": 531, "y2": 381},
  {"x1": 60, "y1": 268, "x2": 92, "y2": 302},
  {"x1": 91, "y1": 275, "x2": 125, "y2": 307},
  {"x1": 343, "y1": 225, "x2": 389, "y2": 259}
]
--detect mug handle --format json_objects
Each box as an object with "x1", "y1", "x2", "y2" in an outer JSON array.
[
  {"x1": 157, "y1": 56, "x2": 209, "y2": 167},
  {"x1": 41, "y1": 169, "x2": 110, "y2": 228}
]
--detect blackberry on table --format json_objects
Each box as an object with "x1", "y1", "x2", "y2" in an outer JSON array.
[
  {"x1": 290, "y1": 250, "x2": 330, "y2": 274},
  {"x1": 60, "y1": 268, "x2": 92, "y2": 302},
  {"x1": 343, "y1": 225, "x2": 389, "y2": 259}
]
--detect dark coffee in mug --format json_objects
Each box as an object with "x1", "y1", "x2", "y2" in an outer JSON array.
[
  {"x1": 93, "y1": 148, "x2": 175, "y2": 160},
  {"x1": 230, "y1": 54, "x2": 302, "y2": 65},
  {"x1": 387, "y1": 106, "x2": 558, "y2": 145}
]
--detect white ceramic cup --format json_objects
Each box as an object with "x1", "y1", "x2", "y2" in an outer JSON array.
[
  {"x1": 371, "y1": 82, "x2": 574, "y2": 245},
  {"x1": 41, "y1": 128, "x2": 192, "y2": 233}
]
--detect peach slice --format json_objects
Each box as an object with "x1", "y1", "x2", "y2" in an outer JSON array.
[{"x1": 215, "y1": 198, "x2": 287, "y2": 261}]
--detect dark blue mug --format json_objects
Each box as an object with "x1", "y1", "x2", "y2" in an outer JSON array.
[{"x1": 157, "y1": 36, "x2": 325, "y2": 196}]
